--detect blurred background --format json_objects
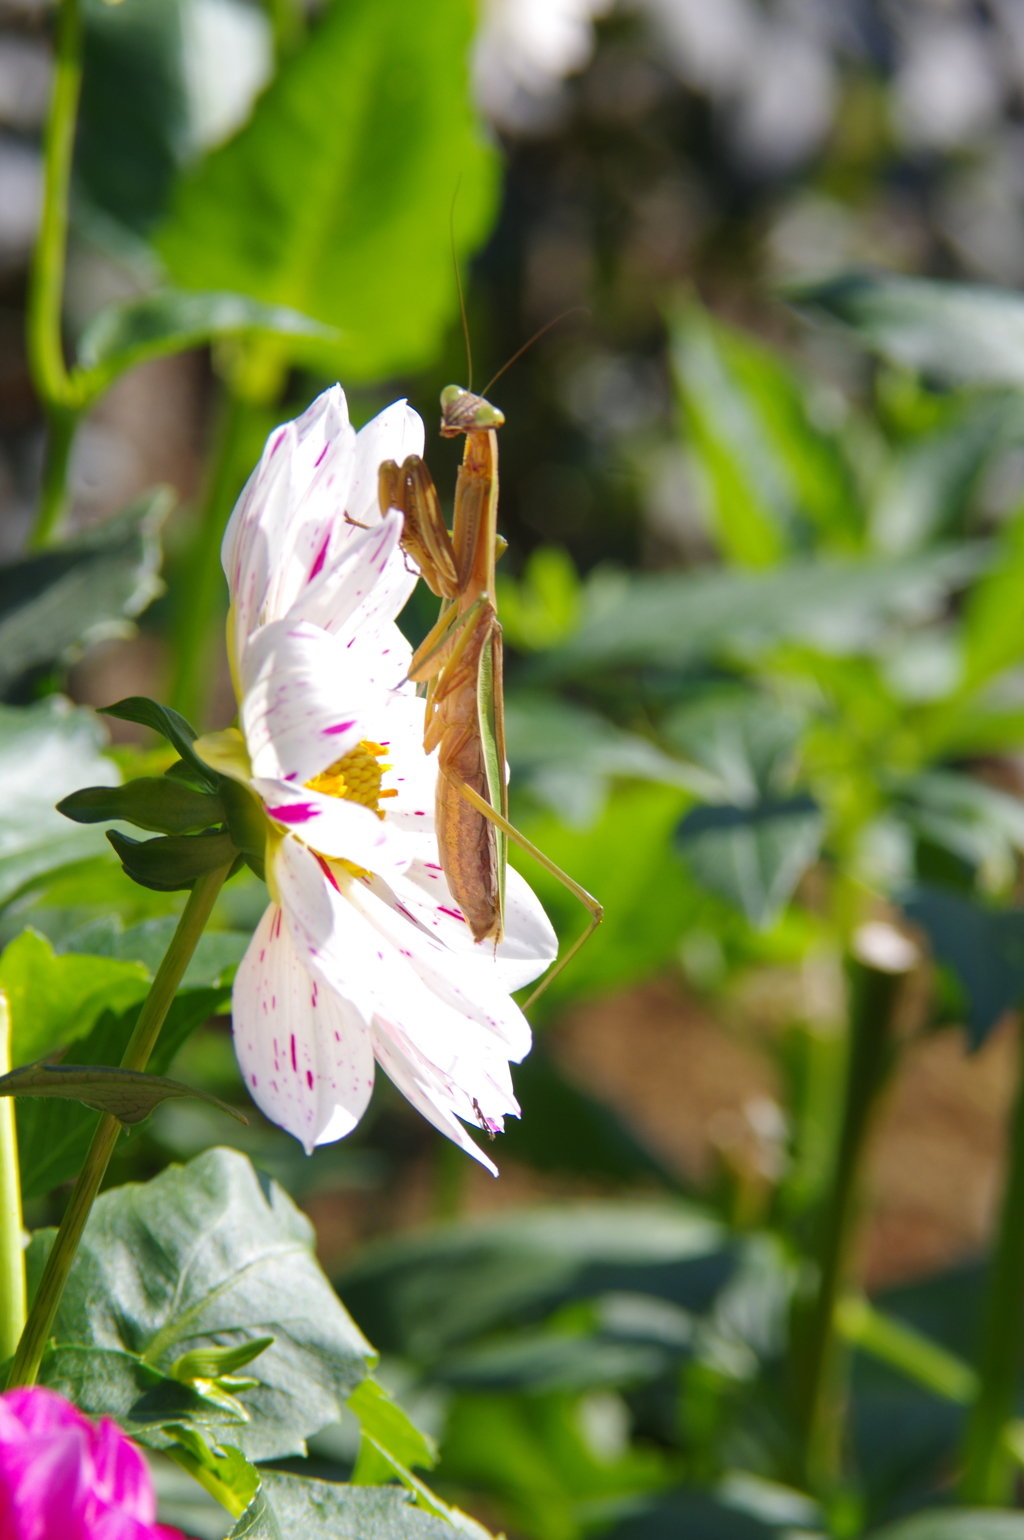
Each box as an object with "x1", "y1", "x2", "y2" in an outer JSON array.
[{"x1": 9, "y1": 0, "x2": 1024, "y2": 1533}]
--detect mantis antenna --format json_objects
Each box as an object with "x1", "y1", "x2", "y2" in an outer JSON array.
[
  {"x1": 450, "y1": 178, "x2": 473, "y2": 393},
  {"x1": 480, "y1": 307, "x2": 589, "y2": 398}
]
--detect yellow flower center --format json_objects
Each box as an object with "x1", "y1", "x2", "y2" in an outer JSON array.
[{"x1": 305, "y1": 740, "x2": 398, "y2": 878}]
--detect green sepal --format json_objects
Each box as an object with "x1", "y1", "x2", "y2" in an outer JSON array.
[
  {"x1": 107, "y1": 828, "x2": 237, "y2": 891},
  {"x1": 58, "y1": 779, "x2": 225, "y2": 836},
  {"x1": 0, "y1": 1060, "x2": 247, "y2": 1126},
  {"x1": 170, "y1": 1337, "x2": 275, "y2": 1385},
  {"x1": 101, "y1": 697, "x2": 219, "y2": 792},
  {"x1": 219, "y1": 778, "x2": 268, "y2": 881}
]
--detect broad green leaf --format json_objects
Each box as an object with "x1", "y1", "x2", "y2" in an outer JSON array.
[
  {"x1": 495, "y1": 547, "x2": 582, "y2": 652},
  {"x1": 157, "y1": 0, "x2": 498, "y2": 381},
  {"x1": 962, "y1": 503, "x2": 1024, "y2": 689},
  {"x1": 0, "y1": 928, "x2": 149, "y2": 1065},
  {"x1": 676, "y1": 796, "x2": 825, "y2": 930},
  {"x1": 431, "y1": 1329, "x2": 674, "y2": 1395},
  {"x1": 894, "y1": 770, "x2": 1024, "y2": 893},
  {"x1": 336, "y1": 1200, "x2": 727, "y2": 1364},
  {"x1": 107, "y1": 828, "x2": 237, "y2": 891},
  {"x1": 790, "y1": 270, "x2": 1024, "y2": 387},
  {"x1": 0, "y1": 491, "x2": 166, "y2": 695},
  {"x1": 101, "y1": 696, "x2": 218, "y2": 790},
  {"x1": 73, "y1": 290, "x2": 332, "y2": 406},
  {"x1": 230, "y1": 1475, "x2": 481, "y2": 1540},
  {"x1": 870, "y1": 395, "x2": 1023, "y2": 555},
  {"x1": 497, "y1": 1050, "x2": 677, "y2": 1188},
  {"x1": 529, "y1": 545, "x2": 991, "y2": 682},
  {"x1": 28, "y1": 1146, "x2": 374, "y2": 1459},
  {"x1": 350, "y1": 1378, "x2": 437, "y2": 1476},
  {"x1": 58, "y1": 912, "x2": 249, "y2": 989},
  {"x1": 505, "y1": 694, "x2": 713, "y2": 828},
  {"x1": 17, "y1": 986, "x2": 229, "y2": 1198},
  {"x1": 0, "y1": 1060, "x2": 246, "y2": 1125},
  {"x1": 164, "y1": 1433, "x2": 260, "y2": 1520},
  {"x1": 59, "y1": 777, "x2": 225, "y2": 835},
  {"x1": 507, "y1": 783, "x2": 705, "y2": 1017},
  {"x1": 76, "y1": 0, "x2": 190, "y2": 233},
  {"x1": 901, "y1": 886, "x2": 1024, "y2": 1047},
  {"x1": 870, "y1": 1514, "x2": 1024, "y2": 1540},
  {"x1": 670, "y1": 303, "x2": 860, "y2": 565},
  {"x1": 37, "y1": 1343, "x2": 239, "y2": 1437},
  {"x1": 437, "y1": 1391, "x2": 669, "y2": 1540},
  {"x1": 662, "y1": 693, "x2": 806, "y2": 806}
]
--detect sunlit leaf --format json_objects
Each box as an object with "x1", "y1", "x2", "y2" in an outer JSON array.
[
  {"x1": 230, "y1": 1475, "x2": 480, "y2": 1540},
  {"x1": 0, "y1": 927, "x2": 150, "y2": 1066},
  {"x1": 0, "y1": 491, "x2": 167, "y2": 697},
  {"x1": 157, "y1": 0, "x2": 498, "y2": 381},
  {"x1": 73, "y1": 290, "x2": 332, "y2": 406},
  {"x1": 27, "y1": 1146, "x2": 374, "y2": 1459},
  {"x1": 0, "y1": 1059, "x2": 246, "y2": 1125},
  {"x1": 791, "y1": 270, "x2": 1024, "y2": 388}
]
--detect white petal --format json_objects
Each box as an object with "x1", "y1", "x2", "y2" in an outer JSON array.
[
  {"x1": 376, "y1": 691, "x2": 437, "y2": 830},
  {"x1": 290, "y1": 509, "x2": 409, "y2": 636},
  {"x1": 273, "y1": 840, "x2": 521, "y2": 1168},
  {"x1": 370, "y1": 1026, "x2": 501, "y2": 1176},
  {"x1": 348, "y1": 400, "x2": 425, "y2": 528},
  {"x1": 253, "y1": 776, "x2": 412, "y2": 875},
  {"x1": 233, "y1": 900, "x2": 375, "y2": 1154},
  {"x1": 240, "y1": 620, "x2": 375, "y2": 782},
  {"x1": 375, "y1": 859, "x2": 558, "y2": 996},
  {"x1": 345, "y1": 876, "x2": 534, "y2": 1060},
  {"x1": 223, "y1": 386, "x2": 356, "y2": 652}
]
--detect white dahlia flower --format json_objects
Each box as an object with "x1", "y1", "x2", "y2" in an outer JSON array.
[{"x1": 198, "y1": 386, "x2": 557, "y2": 1170}]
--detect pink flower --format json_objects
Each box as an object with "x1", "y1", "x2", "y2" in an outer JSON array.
[{"x1": 0, "y1": 1386, "x2": 182, "y2": 1540}]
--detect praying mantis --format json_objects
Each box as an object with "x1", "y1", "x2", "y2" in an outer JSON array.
[{"x1": 378, "y1": 382, "x2": 602, "y2": 1008}]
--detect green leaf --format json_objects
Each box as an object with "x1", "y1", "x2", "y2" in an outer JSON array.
[
  {"x1": 336, "y1": 1200, "x2": 727, "y2": 1364},
  {"x1": 101, "y1": 696, "x2": 218, "y2": 790},
  {"x1": 962, "y1": 504, "x2": 1024, "y2": 689},
  {"x1": 350, "y1": 1378, "x2": 438, "y2": 1474},
  {"x1": 676, "y1": 796, "x2": 825, "y2": 930},
  {"x1": 662, "y1": 692, "x2": 806, "y2": 806},
  {"x1": 530, "y1": 545, "x2": 992, "y2": 682},
  {"x1": 59, "y1": 913, "x2": 248, "y2": 990},
  {"x1": 229, "y1": 1475, "x2": 482, "y2": 1540},
  {"x1": 669, "y1": 303, "x2": 861, "y2": 565},
  {"x1": 894, "y1": 770, "x2": 1024, "y2": 893},
  {"x1": 164, "y1": 1434, "x2": 260, "y2": 1520},
  {"x1": 76, "y1": 0, "x2": 190, "y2": 234},
  {"x1": 0, "y1": 928, "x2": 150, "y2": 1065},
  {"x1": 73, "y1": 290, "x2": 333, "y2": 406},
  {"x1": 17, "y1": 986, "x2": 229, "y2": 1198},
  {"x1": 0, "y1": 1059, "x2": 246, "y2": 1125},
  {"x1": 495, "y1": 547, "x2": 582, "y2": 652},
  {"x1": 507, "y1": 783, "x2": 706, "y2": 1018},
  {"x1": 29, "y1": 1146, "x2": 374, "y2": 1459},
  {"x1": 37, "y1": 1343, "x2": 241, "y2": 1437},
  {"x1": 902, "y1": 886, "x2": 1024, "y2": 1047},
  {"x1": 870, "y1": 1513, "x2": 1024, "y2": 1540},
  {"x1": 157, "y1": 0, "x2": 498, "y2": 381},
  {"x1": 0, "y1": 491, "x2": 167, "y2": 696},
  {"x1": 107, "y1": 828, "x2": 237, "y2": 891},
  {"x1": 790, "y1": 270, "x2": 1024, "y2": 388},
  {"x1": 505, "y1": 694, "x2": 712, "y2": 828},
  {"x1": 870, "y1": 394, "x2": 1023, "y2": 555},
  {"x1": 59, "y1": 778, "x2": 225, "y2": 835}
]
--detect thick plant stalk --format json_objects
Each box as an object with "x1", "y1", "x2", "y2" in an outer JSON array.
[
  {"x1": 0, "y1": 991, "x2": 26, "y2": 1363},
  {"x1": 789, "y1": 922, "x2": 917, "y2": 1493},
  {"x1": 959, "y1": 1025, "x2": 1024, "y2": 1503},
  {"x1": 26, "y1": 0, "x2": 82, "y2": 549},
  {"x1": 6, "y1": 863, "x2": 232, "y2": 1389}
]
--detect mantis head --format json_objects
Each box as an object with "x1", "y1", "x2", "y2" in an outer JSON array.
[{"x1": 440, "y1": 385, "x2": 505, "y2": 438}]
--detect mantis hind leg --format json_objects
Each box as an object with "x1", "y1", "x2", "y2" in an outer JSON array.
[{"x1": 445, "y1": 772, "x2": 603, "y2": 1010}]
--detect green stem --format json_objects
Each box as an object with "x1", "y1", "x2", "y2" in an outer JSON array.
[
  {"x1": 0, "y1": 992, "x2": 26, "y2": 1364},
  {"x1": 29, "y1": 407, "x2": 77, "y2": 551},
  {"x1": 959, "y1": 1024, "x2": 1024, "y2": 1503},
  {"x1": 168, "y1": 390, "x2": 250, "y2": 728},
  {"x1": 5, "y1": 863, "x2": 232, "y2": 1389},
  {"x1": 789, "y1": 925, "x2": 916, "y2": 1493},
  {"x1": 25, "y1": 0, "x2": 82, "y2": 550}
]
